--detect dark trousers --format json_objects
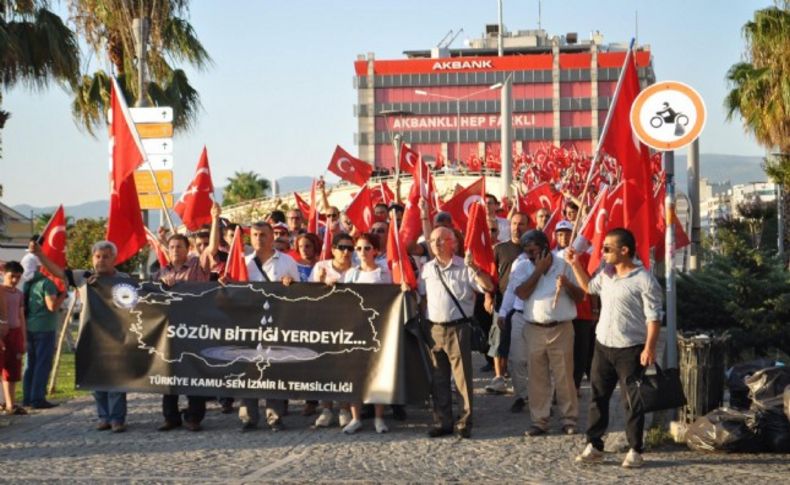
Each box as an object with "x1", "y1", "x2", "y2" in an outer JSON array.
[
  {"x1": 22, "y1": 331, "x2": 56, "y2": 406},
  {"x1": 586, "y1": 341, "x2": 646, "y2": 453},
  {"x1": 162, "y1": 395, "x2": 207, "y2": 424},
  {"x1": 572, "y1": 319, "x2": 595, "y2": 389}
]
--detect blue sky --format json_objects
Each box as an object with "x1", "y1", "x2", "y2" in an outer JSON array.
[{"x1": 1, "y1": 0, "x2": 769, "y2": 207}]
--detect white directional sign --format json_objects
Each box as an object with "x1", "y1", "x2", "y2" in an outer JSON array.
[
  {"x1": 107, "y1": 154, "x2": 173, "y2": 172},
  {"x1": 141, "y1": 137, "x2": 174, "y2": 155},
  {"x1": 130, "y1": 106, "x2": 173, "y2": 123},
  {"x1": 630, "y1": 81, "x2": 706, "y2": 151}
]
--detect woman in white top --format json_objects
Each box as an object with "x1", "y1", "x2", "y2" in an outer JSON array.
[
  {"x1": 340, "y1": 232, "x2": 394, "y2": 435},
  {"x1": 310, "y1": 233, "x2": 355, "y2": 429}
]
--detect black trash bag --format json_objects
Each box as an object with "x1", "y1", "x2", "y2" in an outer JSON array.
[
  {"x1": 726, "y1": 359, "x2": 776, "y2": 409},
  {"x1": 686, "y1": 408, "x2": 764, "y2": 453},
  {"x1": 746, "y1": 366, "x2": 790, "y2": 413},
  {"x1": 747, "y1": 409, "x2": 790, "y2": 453}
]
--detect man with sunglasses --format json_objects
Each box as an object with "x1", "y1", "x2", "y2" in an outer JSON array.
[
  {"x1": 566, "y1": 228, "x2": 662, "y2": 469},
  {"x1": 485, "y1": 194, "x2": 511, "y2": 243}
]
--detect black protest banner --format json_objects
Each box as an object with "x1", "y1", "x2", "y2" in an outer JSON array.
[{"x1": 76, "y1": 278, "x2": 430, "y2": 404}]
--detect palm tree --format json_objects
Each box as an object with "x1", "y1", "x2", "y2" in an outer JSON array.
[
  {"x1": 69, "y1": 0, "x2": 210, "y2": 135},
  {"x1": 725, "y1": 1, "x2": 789, "y2": 259},
  {"x1": 0, "y1": 1, "x2": 80, "y2": 156},
  {"x1": 223, "y1": 171, "x2": 271, "y2": 207}
]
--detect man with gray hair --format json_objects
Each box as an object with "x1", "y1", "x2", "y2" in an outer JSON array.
[{"x1": 31, "y1": 239, "x2": 130, "y2": 432}]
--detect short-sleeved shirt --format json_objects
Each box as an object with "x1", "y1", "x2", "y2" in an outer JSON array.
[
  {"x1": 156, "y1": 256, "x2": 210, "y2": 283},
  {"x1": 309, "y1": 260, "x2": 349, "y2": 284},
  {"x1": 419, "y1": 255, "x2": 483, "y2": 323},
  {"x1": 342, "y1": 266, "x2": 392, "y2": 284},
  {"x1": 245, "y1": 250, "x2": 300, "y2": 282},
  {"x1": 296, "y1": 262, "x2": 314, "y2": 282},
  {"x1": 2, "y1": 288, "x2": 23, "y2": 329},
  {"x1": 518, "y1": 255, "x2": 578, "y2": 323},
  {"x1": 23, "y1": 272, "x2": 59, "y2": 332},
  {"x1": 588, "y1": 265, "x2": 663, "y2": 348},
  {"x1": 494, "y1": 240, "x2": 522, "y2": 295}
]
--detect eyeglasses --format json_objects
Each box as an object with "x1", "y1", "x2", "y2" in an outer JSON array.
[
  {"x1": 602, "y1": 245, "x2": 618, "y2": 254},
  {"x1": 355, "y1": 245, "x2": 373, "y2": 252},
  {"x1": 372, "y1": 228, "x2": 387, "y2": 234},
  {"x1": 335, "y1": 244, "x2": 354, "y2": 252},
  {"x1": 324, "y1": 213, "x2": 339, "y2": 218}
]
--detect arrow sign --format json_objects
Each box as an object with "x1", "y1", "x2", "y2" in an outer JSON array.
[
  {"x1": 108, "y1": 154, "x2": 173, "y2": 171},
  {"x1": 130, "y1": 107, "x2": 174, "y2": 123},
  {"x1": 141, "y1": 137, "x2": 174, "y2": 155}
]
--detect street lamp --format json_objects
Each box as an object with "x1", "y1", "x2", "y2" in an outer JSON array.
[{"x1": 415, "y1": 83, "x2": 503, "y2": 164}]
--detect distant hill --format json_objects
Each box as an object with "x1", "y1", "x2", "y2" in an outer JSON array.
[{"x1": 13, "y1": 157, "x2": 764, "y2": 219}]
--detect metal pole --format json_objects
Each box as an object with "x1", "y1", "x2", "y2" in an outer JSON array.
[
  {"x1": 456, "y1": 100, "x2": 461, "y2": 164},
  {"x1": 500, "y1": 75, "x2": 513, "y2": 197},
  {"x1": 664, "y1": 150, "x2": 678, "y2": 368},
  {"x1": 777, "y1": 183, "x2": 784, "y2": 260},
  {"x1": 687, "y1": 139, "x2": 701, "y2": 270},
  {"x1": 132, "y1": 18, "x2": 150, "y2": 107},
  {"x1": 497, "y1": 0, "x2": 504, "y2": 57},
  {"x1": 393, "y1": 133, "x2": 402, "y2": 182}
]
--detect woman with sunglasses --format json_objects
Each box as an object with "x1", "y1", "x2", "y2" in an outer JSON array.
[
  {"x1": 310, "y1": 232, "x2": 355, "y2": 428},
  {"x1": 339, "y1": 233, "x2": 392, "y2": 434}
]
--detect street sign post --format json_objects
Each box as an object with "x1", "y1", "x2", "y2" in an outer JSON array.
[{"x1": 631, "y1": 81, "x2": 706, "y2": 369}]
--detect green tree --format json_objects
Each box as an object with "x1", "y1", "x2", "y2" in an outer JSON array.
[
  {"x1": 222, "y1": 171, "x2": 270, "y2": 207},
  {"x1": 66, "y1": 218, "x2": 146, "y2": 275},
  {"x1": 69, "y1": 0, "x2": 210, "y2": 135},
  {"x1": 0, "y1": 1, "x2": 80, "y2": 155},
  {"x1": 725, "y1": 2, "x2": 790, "y2": 258}
]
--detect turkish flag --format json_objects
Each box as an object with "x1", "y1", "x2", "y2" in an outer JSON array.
[
  {"x1": 106, "y1": 77, "x2": 147, "y2": 265},
  {"x1": 109, "y1": 77, "x2": 145, "y2": 189},
  {"x1": 370, "y1": 182, "x2": 395, "y2": 207},
  {"x1": 224, "y1": 226, "x2": 249, "y2": 282},
  {"x1": 345, "y1": 185, "x2": 375, "y2": 232},
  {"x1": 174, "y1": 146, "x2": 214, "y2": 231},
  {"x1": 399, "y1": 144, "x2": 420, "y2": 175},
  {"x1": 307, "y1": 180, "x2": 319, "y2": 234},
  {"x1": 652, "y1": 182, "x2": 690, "y2": 262},
  {"x1": 106, "y1": 176, "x2": 148, "y2": 264},
  {"x1": 542, "y1": 208, "x2": 561, "y2": 248},
  {"x1": 463, "y1": 202, "x2": 497, "y2": 282},
  {"x1": 600, "y1": 48, "x2": 653, "y2": 268},
  {"x1": 328, "y1": 145, "x2": 372, "y2": 187},
  {"x1": 144, "y1": 227, "x2": 169, "y2": 268},
  {"x1": 519, "y1": 183, "x2": 562, "y2": 225},
  {"x1": 293, "y1": 191, "x2": 311, "y2": 222},
  {"x1": 579, "y1": 186, "x2": 610, "y2": 244},
  {"x1": 442, "y1": 177, "x2": 486, "y2": 230},
  {"x1": 39, "y1": 205, "x2": 67, "y2": 269},
  {"x1": 319, "y1": 219, "x2": 332, "y2": 260},
  {"x1": 399, "y1": 157, "x2": 440, "y2": 244},
  {"x1": 387, "y1": 216, "x2": 416, "y2": 289}
]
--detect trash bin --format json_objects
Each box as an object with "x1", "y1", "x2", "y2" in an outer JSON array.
[{"x1": 678, "y1": 332, "x2": 729, "y2": 424}]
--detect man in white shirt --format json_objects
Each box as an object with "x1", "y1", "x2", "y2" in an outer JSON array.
[
  {"x1": 419, "y1": 227, "x2": 494, "y2": 439},
  {"x1": 508, "y1": 230, "x2": 584, "y2": 437},
  {"x1": 239, "y1": 221, "x2": 299, "y2": 432}
]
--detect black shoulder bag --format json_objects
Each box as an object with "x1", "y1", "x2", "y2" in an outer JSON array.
[
  {"x1": 434, "y1": 265, "x2": 489, "y2": 353},
  {"x1": 625, "y1": 363, "x2": 687, "y2": 413}
]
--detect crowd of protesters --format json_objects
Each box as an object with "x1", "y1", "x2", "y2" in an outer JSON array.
[{"x1": 2, "y1": 175, "x2": 662, "y2": 469}]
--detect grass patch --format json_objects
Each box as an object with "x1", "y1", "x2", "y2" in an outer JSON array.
[
  {"x1": 644, "y1": 425, "x2": 675, "y2": 450},
  {"x1": 14, "y1": 350, "x2": 90, "y2": 404}
]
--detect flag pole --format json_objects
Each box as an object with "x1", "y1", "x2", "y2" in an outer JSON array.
[
  {"x1": 110, "y1": 76, "x2": 176, "y2": 234},
  {"x1": 569, "y1": 38, "x2": 636, "y2": 243}
]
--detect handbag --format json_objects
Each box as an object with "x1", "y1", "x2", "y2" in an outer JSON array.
[
  {"x1": 433, "y1": 266, "x2": 489, "y2": 353},
  {"x1": 625, "y1": 363, "x2": 687, "y2": 413}
]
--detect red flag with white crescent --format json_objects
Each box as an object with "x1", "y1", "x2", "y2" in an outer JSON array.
[
  {"x1": 463, "y1": 202, "x2": 497, "y2": 283},
  {"x1": 399, "y1": 144, "x2": 420, "y2": 175},
  {"x1": 345, "y1": 185, "x2": 375, "y2": 232},
  {"x1": 387, "y1": 215, "x2": 416, "y2": 289},
  {"x1": 441, "y1": 176, "x2": 485, "y2": 230},
  {"x1": 519, "y1": 183, "x2": 562, "y2": 226},
  {"x1": 174, "y1": 146, "x2": 215, "y2": 231},
  {"x1": 327, "y1": 145, "x2": 373, "y2": 187},
  {"x1": 144, "y1": 227, "x2": 169, "y2": 268},
  {"x1": 39, "y1": 205, "x2": 67, "y2": 269},
  {"x1": 224, "y1": 226, "x2": 249, "y2": 282}
]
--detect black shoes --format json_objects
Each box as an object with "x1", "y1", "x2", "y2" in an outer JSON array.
[
  {"x1": 157, "y1": 420, "x2": 182, "y2": 431},
  {"x1": 427, "y1": 427, "x2": 454, "y2": 438},
  {"x1": 510, "y1": 398, "x2": 526, "y2": 413},
  {"x1": 31, "y1": 400, "x2": 59, "y2": 409}
]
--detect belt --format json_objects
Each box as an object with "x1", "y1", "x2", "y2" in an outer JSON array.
[
  {"x1": 526, "y1": 320, "x2": 566, "y2": 328},
  {"x1": 429, "y1": 318, "x2": 468, "y2": 327}
]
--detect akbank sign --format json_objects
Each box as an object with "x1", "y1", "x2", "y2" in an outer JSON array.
[{"x1": 432, "y1": 60, "x2": 493, "y2": 70}]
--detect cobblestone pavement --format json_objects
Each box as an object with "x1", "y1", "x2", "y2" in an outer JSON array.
[{"x1": 1, "y1": 356, "x2": 788, "y2": 484}]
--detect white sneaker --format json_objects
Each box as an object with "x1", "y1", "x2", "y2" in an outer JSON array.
[
  {"x1": 621, "y1": 449, "x2": 643, "y2": 468},
  {"x1": 485, "y1": 376, "x2": 507, "y2": 394},
  {"x1": 314, "y1": 408, "x2": 334, "y2": 428},
  {"x1": 338, "y1": 409, "x2": 352, "y2": 428},
  {"x1": 342, "y1": 418, "x2": 362, "y2": 434},
  {"x1": 374, "y1": 417, "x2": 389, "y2": 434},
  {"x1": 574, "y1": 443, "x2": 604, "y2": 464}
]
